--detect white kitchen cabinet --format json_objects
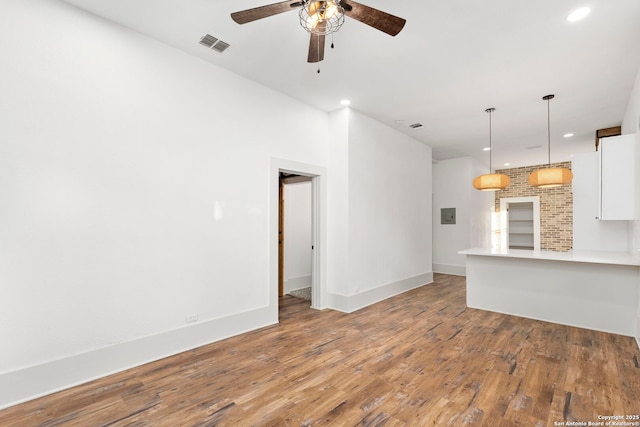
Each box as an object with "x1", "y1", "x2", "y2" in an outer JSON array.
[
  {"x1": 599, "y1": 134, "x2": 638, "y2": 220},
  {"x1": 572, "y1": 152, "x2": 629, "y2": 251}
]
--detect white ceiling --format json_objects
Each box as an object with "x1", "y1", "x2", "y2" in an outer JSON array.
[{"x1": 63, "y1": 0, "x2": 640, "y2": 168}]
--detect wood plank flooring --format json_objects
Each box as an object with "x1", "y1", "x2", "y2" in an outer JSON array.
[{"x1": 1, "y1": 274, "x2": 639, "y2": 426}]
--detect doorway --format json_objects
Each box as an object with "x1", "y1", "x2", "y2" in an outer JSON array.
[
  {"x1": 279, "y1": 173, "x2": 313, "y2": 305},
  {"x1": 270, "y1": 158, "x2": 326, "y2": 317}
]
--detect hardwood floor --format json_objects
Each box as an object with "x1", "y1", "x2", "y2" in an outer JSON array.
[{"x1": 1, "y1": 274, "x2": 639, "y2": 426}]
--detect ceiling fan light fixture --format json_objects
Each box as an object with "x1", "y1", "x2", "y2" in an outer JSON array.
[
  {"x1": 231, "y1": 0, "x2": 405, "y2": 65},
  {"x1": 299, "y1": 0, "x2": 345, "y2": 35}
]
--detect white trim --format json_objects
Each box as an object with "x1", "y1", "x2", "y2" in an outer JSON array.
[
  {"x1": 500, "y1": 196, "x2": 541, "y2": 251},
  {"x1": 327, "y1": 272, "x2": 434, "y2": 313},
  {"x1": 284, "y1": 275, "x2": 312, "y2": 292},
  {"x1": 432, "y1": 263, "x2": 466, "y2": 276},
  {"x1": 0, "y1": 306, "x2": 274, "y2": 410},
  {"x1": 270, "y1": 158, "x2": 327, "y2": 310},
  {"x1": 310, "y1": 174, "x2": 325, "y2": 309}
]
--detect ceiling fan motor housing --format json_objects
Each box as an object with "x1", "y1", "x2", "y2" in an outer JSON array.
[{"x1": 299, "y1": 0, "x2": 346, "y2": 35}]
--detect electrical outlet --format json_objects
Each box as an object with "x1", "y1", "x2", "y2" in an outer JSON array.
[{"x1": 185, "y1": 314, "x2": 199, "y2": 324}]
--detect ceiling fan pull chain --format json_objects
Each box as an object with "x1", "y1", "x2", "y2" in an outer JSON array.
[
  {"x1": 331, "y1": 34, "x2": 334, "y2": 49},
  {"x1": 317, "y1": 33, "x2": 321, "y2": 73}
]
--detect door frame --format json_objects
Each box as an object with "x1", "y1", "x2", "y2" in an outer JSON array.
[
  {"x1": 270, "y1": 158, "x2": 326, "y2": 314},
  {"x1": 499, "y1": 196, "x2": 541, "y2": 251},
  {"x1": 279, "y1": 173, "x2": 313, "y2": 297}
]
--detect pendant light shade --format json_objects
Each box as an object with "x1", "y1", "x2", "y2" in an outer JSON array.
[
  {"x1": 528, "y1": 167, "x2": 573, "y2": 188},
  {"x1": 473, "y1": 108, "x2": 510, "y2": 191},
  {"x1": 473, "y1": 173, "x2": 511, "y2": 191},
  {"x1": 528, "y1": 95, "x2": 573, "y2": 188}
]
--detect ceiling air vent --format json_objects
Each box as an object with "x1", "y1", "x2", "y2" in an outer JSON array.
[
  {"x1": 199, "y1": 34, "x2": 218, "y2": 48},
  {"x1": 409, "y1": 123, "x2": 423, "y2": 129},
  {"x1": 199, "y1": 34, "x2": 230, "y2": 53},
  {"x1": 212, "y1": 41, "x2": 230, "y2": 53}
]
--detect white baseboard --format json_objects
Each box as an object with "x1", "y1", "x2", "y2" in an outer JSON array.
[
  {"x1": 432, "y1": 263, "x2": 466, "y2": 276},
  {"x1": 0, "y1": 306, "x2": 276, "y2": 411},
  {"x1": 284, "y1": 274, "x2": 312, "y2": 293},
  {"x1": 327, "y1": 272, "x2": 434, "y2": 313}
]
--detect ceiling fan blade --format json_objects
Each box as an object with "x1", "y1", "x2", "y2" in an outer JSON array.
[
  {"x1": 231, "y1": 1, "x2": 303, "y2": 25},
  {"x1": 339, "y1": 0, "x2": 406, "y2": 36},
  {"x1": 307, "y1": 25, "x2": 326, "y2": 63}
]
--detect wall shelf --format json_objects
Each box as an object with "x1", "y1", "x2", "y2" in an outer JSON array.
[{"x1": 506, "y1": 201, "x2": 536, "y2": 250}]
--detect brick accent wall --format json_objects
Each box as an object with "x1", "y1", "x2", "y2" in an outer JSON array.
[{"x1": 495, "y1": 162, "x2": 573, "y2": 252}]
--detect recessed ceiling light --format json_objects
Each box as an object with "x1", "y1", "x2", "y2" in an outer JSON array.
[
  {"x1": 340, "y1": 99, "x2": 351, "y2": 106},
  {"x1": 564, "y1": 133, "x2": 574, "y2": 138},
  {"x1": 567, "y1": 7, "x2": 590, "y2": 22},
  {"x1": 504, "y1": 163, "x2": 511, "y2": 166},
  {"x1": 483, "y1": 147, "x2": 491, "y2": 151}
]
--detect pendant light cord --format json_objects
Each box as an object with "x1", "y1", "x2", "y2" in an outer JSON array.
[
  {"x1": 486, "y1": 107, "x2": 495, "y2": 172},
  {"x1": 489, "y1": 110, "x2": 493, "y2": 171},
  {"x1": 543, "y1": 94, "x2": 555, "y2": 167},
  {"x1": 547, "y1": 97, "x2": 551, "y2": 166}
]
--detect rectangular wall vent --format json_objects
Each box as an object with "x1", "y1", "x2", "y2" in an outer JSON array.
[{"x1": 199, "y1": 34, "x2": 230, "y2": 53}]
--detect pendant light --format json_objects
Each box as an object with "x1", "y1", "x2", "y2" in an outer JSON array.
[
  {"x1": 473, "y1": 108, "x2": 510, "y2": 191},
  {"x1": 528, "y1": 95, "x2": 573, "y2": 188}
]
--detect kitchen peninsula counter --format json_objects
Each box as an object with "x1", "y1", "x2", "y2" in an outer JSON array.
[{"x1": 459, "y1": 248, "x2": 640, "y2": 336}]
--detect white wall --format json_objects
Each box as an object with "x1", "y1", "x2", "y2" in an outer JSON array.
[
  {"x1": 283, "y1": 181, "x2": 312, "y2": 292},
  {"x1": 573, "y1": 57, "x2": 640, "y2": 254},
  {"x1": 469, "y1": 159, "x2": 495, "y2": 250},
  {"x1": 622, "y1": 64, "x2": 640, "y2": 135},
  {"x1": 0, "y1": 0, "x2": 329, "y2": 408},
  {"x1": 0, "y1": 0, "x2": 437, "y2": 408},
  {"x1": 348, "y1": 111, "x2": 433, "y2": 294},
  {"x1": 326, "y1": 109, "x2": 433, "y2": 311},
  {"x1": 432, "y1": 157, "x2": 493, "y2": 275},
  {"x1": 326, "y1": 109, "x2": 350, "y2": 297},
  {"x1": 621, "y1": 64, "x2": 640, "y2": 347},
  {"x1": 622, "y1": 64, "x2": 640, "y2": 252}
]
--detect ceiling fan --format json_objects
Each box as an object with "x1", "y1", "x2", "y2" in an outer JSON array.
[{"x1": 231, "y1": 0, "x2": 406, "y2": 64}]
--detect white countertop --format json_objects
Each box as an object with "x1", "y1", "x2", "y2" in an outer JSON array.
[{"x1": 459, "y1": 247, "x2": 640, "y2": 266}]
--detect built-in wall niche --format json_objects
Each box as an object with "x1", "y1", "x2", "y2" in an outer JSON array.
[{"x1": 500, "y1": 196, "x2": 541, "y2": 251}]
